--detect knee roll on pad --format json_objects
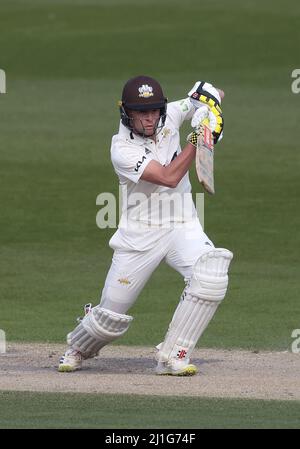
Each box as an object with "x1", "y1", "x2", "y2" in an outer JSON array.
[
  {"x1": 157, "y1": 248, "x2": 233, "y2": 363},
  {"x1": 67, "y1": 306, "x2": 133, "y2": 359},
  {"x1": 189, "y1": 248, "x2": 233, "y2": 302}
]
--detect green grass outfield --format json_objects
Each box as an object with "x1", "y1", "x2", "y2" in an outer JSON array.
[
  {"x1": 0, "y1": 0, "x2": 300, "y2": 429},
  {"x1": 0, "y1": 391, "x2": 300, "y2": 429},
  {"x1": 0, "y1": 0, "x2": 299, "y2": 350}
]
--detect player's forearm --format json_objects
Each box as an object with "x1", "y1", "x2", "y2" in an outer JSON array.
[
  {"x1": 141, "y1": 143, "x2": 196, "y2": 188},
  {"x1": 163, "y1": 142, "x2": 196, "y2": 187}
]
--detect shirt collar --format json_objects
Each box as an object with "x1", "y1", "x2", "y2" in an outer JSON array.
[{"x1": 118, "y1": 121, "x2": 156, "y2": 146}]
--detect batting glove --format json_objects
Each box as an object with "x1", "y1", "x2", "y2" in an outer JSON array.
[
  {"x1": 191, "y1": 103, "x2": 223, "y2": 144},
  {"x1": 188, "y1": 81, "x2": 222, "y2": 108},
  {"x1": 191, "y1": 106, "x2": 217, "y2": 132},
  {"x1": 188, "y1": 81, "x2": 224, "y2": 144},
  {"x1": 187, "y1": 131, "x2": 198, "y2": 147}
]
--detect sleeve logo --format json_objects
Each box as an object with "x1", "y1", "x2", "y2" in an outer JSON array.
[{"x1": 134, "y1": 155, "x2": 147, "y2": 172}]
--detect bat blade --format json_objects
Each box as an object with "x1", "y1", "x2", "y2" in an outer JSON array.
[{"x1": 195, "y1": 123, "x2": 215, "y2": 194}]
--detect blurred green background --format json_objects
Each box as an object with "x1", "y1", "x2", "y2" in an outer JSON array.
[{"x1": 1, "y1": 0, "x2": 300, "y2": 350}]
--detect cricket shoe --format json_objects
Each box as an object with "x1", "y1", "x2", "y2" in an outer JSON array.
[
  {"x1": 58, "y1": 348, "x2": 83, "y2": 372},
  {"x1": 155, "y1": 359, "x2": 198, "y2": 376}
]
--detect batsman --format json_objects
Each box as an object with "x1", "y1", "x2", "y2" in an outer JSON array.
[{"x1": 58, "y1": 75, "x2": 233, "y2": 376}]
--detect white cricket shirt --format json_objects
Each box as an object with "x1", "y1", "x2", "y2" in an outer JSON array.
[{"x1": 109, "y1": 98, "x2": 198, "y2": 251}]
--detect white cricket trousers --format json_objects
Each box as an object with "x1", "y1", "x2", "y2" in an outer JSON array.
[{"x1": 99, "y1": 220, "x2": 214, "y2": 315}]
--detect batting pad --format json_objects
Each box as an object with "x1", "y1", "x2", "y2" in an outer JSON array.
[
  {"x1": 157, "y1": 248, "x2": 233, "y2": 363},
  {"x1": 67, "y1": 306, "x2": 133, "y2": 359}
]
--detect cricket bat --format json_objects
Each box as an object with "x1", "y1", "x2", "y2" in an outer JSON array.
[{"x1": 195, "y1": 122, "x2": 215, "y2": 194}]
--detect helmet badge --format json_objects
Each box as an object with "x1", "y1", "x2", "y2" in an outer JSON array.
[{"x1": 138, "y1": 84, "x2": 154, "y2": 98}]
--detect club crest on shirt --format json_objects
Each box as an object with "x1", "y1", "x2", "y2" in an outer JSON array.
[
  {"x1": 162, "y1": 128, "x2": 171, "y2": 137},
  {"x1": 138, "y1": 84, "x2": 154, "y2": 98}
]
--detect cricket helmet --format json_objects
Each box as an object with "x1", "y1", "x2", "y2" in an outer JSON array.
[{"x1": 119, "y1": 75, "x2": 167, "y2": 133}]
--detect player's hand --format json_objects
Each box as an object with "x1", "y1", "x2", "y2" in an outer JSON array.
[
  {"x1": 188, "y1": 81, "x2": 222, "y2": 109},
  {"x1": 186, "y1": 106, "x2": 207, "y2": 147},
  {"x1": 191, "y1": 106, "x2": 217, "y2": 133},
  {"x1": 188, "y1": 81, "x2": 224, "y2": 144},
  {"x1": 191, "y1": 104, "x2": 223, "y2": 144}
]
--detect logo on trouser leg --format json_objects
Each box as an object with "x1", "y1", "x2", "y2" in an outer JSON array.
[
  {"x1": 177, "y1": 349, "x2": 187, "y2": 359},
  {"x1": 118, "y1": 277, "x2": 131, "y2": 285}
]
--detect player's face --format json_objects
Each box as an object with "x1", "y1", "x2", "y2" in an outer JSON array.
[{"x1": 129, "y1": 109, "x2": 161, "y2": 137}]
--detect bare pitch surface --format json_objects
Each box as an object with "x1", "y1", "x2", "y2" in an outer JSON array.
[{"x1": 1, "y1": 343, "x2": 299, "y2": 401}]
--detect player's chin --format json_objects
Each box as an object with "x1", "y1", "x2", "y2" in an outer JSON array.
[
  {"x1": 144, "y1": 128, "x2": 155, "y2": 137},
  {"x1": 133, "y1": 126, "x2": 155, "y2": 138}
]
